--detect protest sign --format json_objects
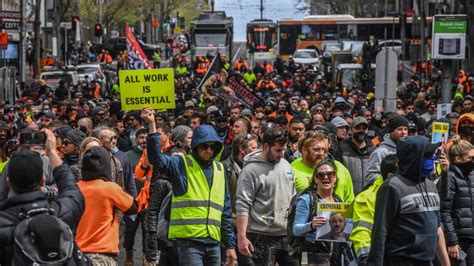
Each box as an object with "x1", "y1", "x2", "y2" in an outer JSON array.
[
  {"x1": 431, "y1": 122, "x2": 449, "y2": 145},
  {"x1": 119, "y1": 68, "x2": 175, "y2": 111}
]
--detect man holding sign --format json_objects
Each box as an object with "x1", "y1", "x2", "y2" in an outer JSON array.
[{"x1": 119, "y1": 69, "x2": 175, "y2": 111}]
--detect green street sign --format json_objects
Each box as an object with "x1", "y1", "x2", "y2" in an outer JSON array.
[{"x1": 434, "y1": 15, "x2": 467, "y2": 34}]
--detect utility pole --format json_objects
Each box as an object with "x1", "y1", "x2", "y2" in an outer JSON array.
[
  {"x1": 466, "y1": 0, "x2": 474, "y2": 73},
  {"x1": 260, "y1": 0, "x2": 263, "y2": 20},
  {"x1": 19, "y1": 0, "x2": 26, "y2": 92},
  {"x1": 211, "y1": 0, "x2": 214, "y2": 12},
  {"x1": 400, "y1": 0, "x2": 406, "y2": 61}
]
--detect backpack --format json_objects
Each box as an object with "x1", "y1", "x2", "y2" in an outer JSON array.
[
  {"x1": 287, "y1": 188, "x2": 319, "y2": 256},
  {"x1": 156, "y1": 191, "x2": 173, "y2": 248},
  {"x1": 2, "y1": 203, "x2": 90, "y2": 266}
]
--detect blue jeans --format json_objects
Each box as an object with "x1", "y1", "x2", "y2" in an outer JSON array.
[{"x1": 174, "y1": 240, "x2": 221, "y2": 266}]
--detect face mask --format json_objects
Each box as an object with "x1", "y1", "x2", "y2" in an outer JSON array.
[
  {"x1": 353, "y1": 131, "x2": 367, "y2": 142},
  {"x1": 453, "y1": 161, "x2": 474, "y2": 176},
  {"x1": 420, "y1": 156, "x2": 435, "y2": 178},
  {"x1": 459, "y1": 126, "x2": 472, "y2": 136}
]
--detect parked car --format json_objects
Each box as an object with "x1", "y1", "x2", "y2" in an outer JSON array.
[
  {"x1": 91, "y1": 37, "x2": 161, "y2": 60},
  {"x1": 292, "y1": 49, "x2": 320, "y2": 69},
  {"x1": 39, "y1": 70, "x2": 79, "y2": 87},
  {"x1": 376, "y1": 40, "x2": 403, "y2": 58}
]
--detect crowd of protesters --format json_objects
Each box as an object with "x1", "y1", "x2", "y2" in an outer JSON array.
[{"x1": 0, "y1": 45, "x2": 473, "y2": 266}]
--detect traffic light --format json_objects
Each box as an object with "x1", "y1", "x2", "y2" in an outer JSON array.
[
  {"x1": 94, "y1": 23, "x2": 103, "y2": 37},
  {"x1": 72, "y1": 16, "x2": 80, "y2": 31}
]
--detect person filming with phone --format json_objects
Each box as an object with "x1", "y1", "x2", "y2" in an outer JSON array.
[{"x1": 0, "y1": 129, "x2": 57, "y2": 201}]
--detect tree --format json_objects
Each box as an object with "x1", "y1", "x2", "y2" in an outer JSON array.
[{"x1": 51, "y1": 0, "x2": 71, "y2": 64}]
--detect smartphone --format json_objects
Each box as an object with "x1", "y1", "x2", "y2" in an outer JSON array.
[{"x1": 19, "y1": 132, "x2": 46, "y2": 146}]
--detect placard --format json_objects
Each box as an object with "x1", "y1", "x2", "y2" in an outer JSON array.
[{"x1": 119, "y1": 68, "x2": 175, "y2": 111}]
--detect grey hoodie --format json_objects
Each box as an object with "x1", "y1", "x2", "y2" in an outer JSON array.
[
  {"x1": 364, "y1": 134, "x2": 397, "y2": 183},
  {"x1": 235, "y1": 149, "x2": 295, "y2": 236}
]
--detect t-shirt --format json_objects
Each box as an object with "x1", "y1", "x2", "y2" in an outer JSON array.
[{"x1": 76, "y1": 179, "x2": 134, "y2": 253}]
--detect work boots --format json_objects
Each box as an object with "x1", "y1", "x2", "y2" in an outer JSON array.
[{"x1": 125, "y1": 249, "x2": 134, "y2": 266}]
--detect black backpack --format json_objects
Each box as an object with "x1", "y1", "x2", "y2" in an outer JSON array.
[
  {"x1": 2, "y1": 204, "x2": 90, "y2": 266},
  {"x1": 156, "y1": 191, "x2": 173, "y2": 248},
  {"x1": 287, "y1": 188, "x2": 319, "y2": 256}
]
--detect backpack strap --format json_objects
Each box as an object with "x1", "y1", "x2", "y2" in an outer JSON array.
[{"x1": 307, "y1": 189, "x2": 319, "y2": 222}]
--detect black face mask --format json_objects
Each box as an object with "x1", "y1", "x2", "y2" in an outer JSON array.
[
  {"x1": 353, "y1": 131, "x2": 367, "y2": 143},
  {"x1": 454, "y1": 161, "x2": 473, "y2": 177},
  {"x1": 459, "y1": 126, "x2": 472, "y2": 136}
]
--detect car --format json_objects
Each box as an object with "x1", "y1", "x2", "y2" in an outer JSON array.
[
  {"x1": 39, "y1": 70, "x2": 79, "y2": 87},
  {"x1": 91, "y1": 37, "x2": 162, "y2": 60},
  {"x1": 376, "y1": 40, "x2": 403, "y2": 58},
  {"x1": 335, "y1": 63, "x2": 376, "y2": 91},
  {"x1": 292, "y1": 49, "x2": 320, "y2": 68}
]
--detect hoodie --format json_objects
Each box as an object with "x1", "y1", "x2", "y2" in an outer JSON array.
[
  {"x1": 235, "y1": 149, "x2": 295, "y2": 236},
  {"x1": 368, "y1": 136, "x2": 441, "y2": 265},
  {"x1": 364, "y1": 134, "x2": 397, "y2": 183},
  {"x1": 147, "y1": 125, "x2": 235, "y2": 248}
]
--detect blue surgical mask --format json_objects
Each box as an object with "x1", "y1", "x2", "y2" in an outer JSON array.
[{"x1": 421, "y1": 156, "x2": 435, "y2": 178}]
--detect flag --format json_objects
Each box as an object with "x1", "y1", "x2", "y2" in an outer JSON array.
[
  {"x1": 125, "y1": 24, "x2": 152, "y2": 69},
  {"x1": 197, "y1": 52, "x2": 223, "y2": 91}
]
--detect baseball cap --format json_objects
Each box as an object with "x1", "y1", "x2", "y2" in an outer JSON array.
[
  {"x1": 351, "y1": 117, "x2": 368, "y2": 128},
  {"x1": 207, "y1": 106, "x2": 219, "y2": 115},
  {"x1": 39, "y1": 110, "x2": 56, "y2": 119},
  {"x1": 185, "y1": 100, "x2": 195, "y2": 109}
]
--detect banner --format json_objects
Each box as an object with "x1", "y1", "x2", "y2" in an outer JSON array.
[
  {"x1": 228, "y1": 77, "x2": 263, "y2": 108},
  {"x1": 119, "y1": 68, "x2": 175, "y2": 111},
  {"x1": 431, "y1": 122, "x2": 449, "y2": 145},
  {"x1": 125, "y1": 24, "x2": 152, "y2": 70}
]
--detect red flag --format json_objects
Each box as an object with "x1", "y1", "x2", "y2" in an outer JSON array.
[{"x1": 125, "y1": 24, "x2": 152, "y2": 69}]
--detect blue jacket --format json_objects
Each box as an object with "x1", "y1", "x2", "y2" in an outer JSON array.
[{"x1": 147, "y1": 125, "x2": 236, "y2": 248}]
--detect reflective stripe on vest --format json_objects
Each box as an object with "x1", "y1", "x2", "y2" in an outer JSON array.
[
  {"x1": 353, "y1": 220, "x2": 373, "y2": 231},
  {"x1": 168, "y1": 154, "x2": 225, "y2": 241},
  {"x1": 356, "y1": 246, "x2": 371, "y2": 258}
]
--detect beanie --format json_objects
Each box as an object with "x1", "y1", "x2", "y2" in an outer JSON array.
[
  {"x1": 54, "y1": 125, "x2": 73, "y2": 141},
  {"x1": 81, "y1": 146, "x2": 112, "y2": 181},
  {"x1": 171, "y1": 125, "x2": 192, "y2": 146},
  {"x1": 65, "y1": 128, "x2": 86, "y2": 147},
  {"x1": 389, "y1": 115, "x2": 409, "y2": 133},
  {"x1": 8, "y1": 150, "x2": 43, "y2": 189}
]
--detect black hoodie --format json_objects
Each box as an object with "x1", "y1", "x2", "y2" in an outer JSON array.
[{"x1": 368, "y1": 136, "x2": 441, "y2": 265}]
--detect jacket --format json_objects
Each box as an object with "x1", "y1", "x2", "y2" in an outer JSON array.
[
  {"x1": 235, "y1": 149, "x2": 295, "y2": 236},
  {"x1": 439, "y1": 164, "x2": 474, "y2": 245},
  {"x1": 350, "y1": 176, "x2": 384, "y2": 259},
  {"x1": 340, "y1": 138, "x2": 375, "y2": 195},
  {"x1": 0, "y1": 163, "x2": 84, "y2": 264},
  {"x1": 222, "y1": 155, "x2": 242, "y2": 215},
  {"x1": 364, "y1": 134, "x2": 397, "y2": 184},
  {"x1": 112, "y1": 149, "x2": 138, "y2": 197},
  {"x1": 147, "y1": 125, "x2": 236, "y2": 248},
  {"x1": 368, "y1": 136, "x2": 441, "y2": 265}
]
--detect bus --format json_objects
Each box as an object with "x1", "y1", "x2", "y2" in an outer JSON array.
[
  {"x1": 277, "y1": 15, "x2": 432, "y2": 59},
  {"x1": 190, "y1": 11, "x2": 233, "y2": 62},
  {"x1": 246, "y1": 19, "x2": 277, "y2": 65}
]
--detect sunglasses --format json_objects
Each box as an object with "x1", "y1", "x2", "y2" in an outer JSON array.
[
  {"x1": 315, "y1": 109, "x2": 324, "y2": 113},
  {"x1": 200, "y1": 143, "x2": 216, "y2": 150},
  {"x1": 315, "y1": 171, "x2": 336, "y2": 179}
]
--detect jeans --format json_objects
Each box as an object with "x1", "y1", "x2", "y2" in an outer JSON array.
[
  {"x1": 239, "y1": 233, "x2": 300, "y2": 266},
  {"x1": 123, "y1": 212, "x2": 147, "y2": 253},
  {"x1": 174, "y1": 240, "x2": 221, "y2": 266},
  {"x1": 458, "y1": 238, "x2": 474, "y2": 266}
]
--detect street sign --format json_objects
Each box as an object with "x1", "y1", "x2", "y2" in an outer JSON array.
[
  {"x1": 437, "y1": 103, "x2": 452, "y2": 119},
  {"x1": 60, "y1": 22, "x2": 72, "y2": 29},
  {"x1": 0, "y1": 11, "x2": 21, "y2": 20},
  {"x1": 431, "y1": 15, "x2": 467, "y2": 60},
  {"x1": 375, "y1": 49, "x2": 398, "y2": 112},
  {"x1": 0, "y1": 21, "x2": 20, "y2": 31}
]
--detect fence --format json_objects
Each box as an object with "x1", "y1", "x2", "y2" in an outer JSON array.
[{"x1": 0, "y1": 67, "x2": 17, "y2": 104}]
